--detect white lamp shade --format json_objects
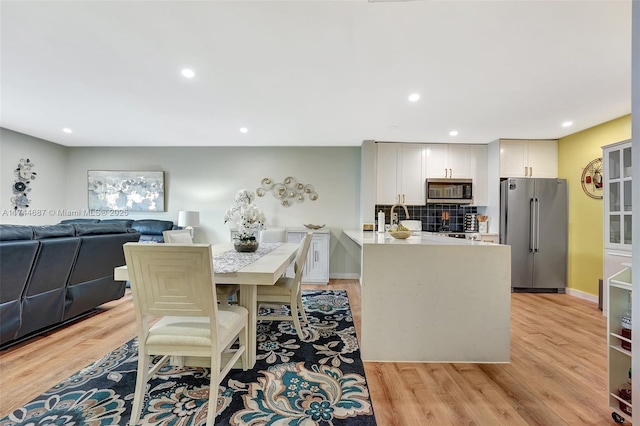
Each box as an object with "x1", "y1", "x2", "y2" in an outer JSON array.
[{"x1": 178, "y1": 211, "x2": 200, "y2": 227}]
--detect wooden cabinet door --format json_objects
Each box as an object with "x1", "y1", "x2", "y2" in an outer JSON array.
[
  {"x1": 527, "y1": 140, "x2": 558, "y2": 178},
  {"x1": 377, "y1": 143, "x2": 424, "y2": 205},
  {"x1": 469, "y1": 144, "x2": 488, "y2": 206},
  {"x1": 448, "y1": 145, "x2": 472, "y2": 178},
  {"x1": 376, "y1": 142, "x2": 400, "y2": 204},
  {"x1": 499, "y1": 140, "x2": 528, "y2": 178},
  {"x1": 286, "y1": 231, "x2": 329, "y2": 284},
  {"x1": 424, "y1": 144, "x2": 449, "y2": 178},
  {"x1": 399, "y1": 144, "x2": 425, "y2": 205},
  {"x1": 500, "y1": 139, "x2": 558, "y2": 178},
  {"x1": 303, "y1": 233, "x2": 330, "y2": 284}
]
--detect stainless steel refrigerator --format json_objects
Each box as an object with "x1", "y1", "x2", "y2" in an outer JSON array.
[{"x1": 500, "y1": 178, "x2": 568, "y2": 292}]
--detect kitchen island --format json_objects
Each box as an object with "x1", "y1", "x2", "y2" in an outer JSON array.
[{"x1": 344, "y1": 230, "x2": 510, "y2": 363}]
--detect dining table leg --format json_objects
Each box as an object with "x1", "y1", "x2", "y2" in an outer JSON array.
[{"x1": 238, "y1": 284, "x2": 257, "y2": 369}]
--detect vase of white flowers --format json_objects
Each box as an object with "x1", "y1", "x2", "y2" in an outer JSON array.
[{"x1": 224, "y1": 189, "x2": 266, "y2": 253}]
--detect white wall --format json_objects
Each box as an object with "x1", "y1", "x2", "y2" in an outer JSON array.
[
  {"x1": 0, "y1": 131, "x2": 363, "y2": 277},
  {"x1": 0, "y1": 128, "x2": 68, "y2": 224},
  {"x1": 63, "y1": 146, "x2": 361, "y2": 278}
]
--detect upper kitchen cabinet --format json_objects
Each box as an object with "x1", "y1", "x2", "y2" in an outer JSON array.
[
  {"x1": 469, "y1": 144, "x2": 488, "y2": 206},
  {"x1": 499, "y1": 139, "x2": 558, "y2": 178},
  {"x1": 425, "y1": 144, "x2": 488, "y2": 205},
  {"x1": 424, "y1": 144, "x2": 472, "y2": 178},
  {"x1": 376, "y1": 142, "x2": 425, "y2": 205}
]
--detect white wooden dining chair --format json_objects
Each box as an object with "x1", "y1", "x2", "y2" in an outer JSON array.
[
  {"x1": 256, "y1": 231, "x2": 313, "y2": 339},
  {"x1": 162, "y1": 229, "x2": 194, "y2": 243},
  {"x1": 123, "y1": 243, "x2": 248, "y2": 426},
  {"x1": 162, "y1": 230, "x2": 240, "y2": 306},
  {"x1": 259, "y1": 227, "x2": 286, "y2": 243}
]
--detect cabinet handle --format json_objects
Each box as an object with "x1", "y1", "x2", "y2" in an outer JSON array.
[
  {"x1": 444, "y1": 168, "x2": 447, "y2": 178},
  {"x1": 449, "y1": 168, "x2": 452, "y2": 178},
  {"x1": 529, "y1": 167, "x2": 533, "y2": 177},
  {"x1": 524, "y1": 166, "x2": 528, "y2": 177},
  {"x1": 402, "y1": 194, "x2": 405, "y2": 203},
  {"x1": 315, "y1": 251, "x2": 319, "y2": 262}
]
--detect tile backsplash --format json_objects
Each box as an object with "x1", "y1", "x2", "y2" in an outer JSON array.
[{"x1": 374, "y1": 204, "x2": 478, "y2": 232}]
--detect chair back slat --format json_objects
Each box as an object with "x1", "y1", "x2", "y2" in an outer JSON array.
[
  {"x1": 162, "y1": 229, "x2": 194, "y2": 243},
  {"x1": 124, "y1": 243, "x2": 218, "y2": 318},
  {"x1": 293, "y1": 232, "x2": 313, "y2": 281}
]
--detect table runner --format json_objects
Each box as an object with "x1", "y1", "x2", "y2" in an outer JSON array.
[{"x1": 213, "y1": 242, "x2": 283, "y2": 273}]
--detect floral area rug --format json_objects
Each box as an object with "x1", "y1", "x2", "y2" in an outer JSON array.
[{"x1": 0, "y1": 290, "x2": 377, "y2": 425}]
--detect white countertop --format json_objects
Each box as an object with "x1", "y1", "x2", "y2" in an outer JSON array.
[{"x1": 343, "y1": 230, "x2": 498, "y2": 246}]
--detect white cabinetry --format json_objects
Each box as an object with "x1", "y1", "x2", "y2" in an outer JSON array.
[
  {"x1": 376, "y1": 142, "x2": 425, "y2": 205},
  {"x1": 376, "y1": 142, "x2": 488, "y2": 206},
  {"x1": 425, "y1": 144, "x2": 472, "y2": 179},
  {"x1": 603, "y1": 140, "x2": 633, "y2": 317},
  {"x1": 607, "y1": 266, "x2": 633, "y2": 424},
  {"x1": 425, "y1": 144, "x2": 488, "y2": 206},
  {"x1": 469, "y1": 144, "x2": 488, "y2": 206},
  {"x1": 604, "y1": 140, "x2": 633, "y2": 250},
  {"x1": 286, "y1": 230, "x2": 330, "y2": 284},
  {"x1": 499, "y1": 139, "x2": 558, "y2": 178}
]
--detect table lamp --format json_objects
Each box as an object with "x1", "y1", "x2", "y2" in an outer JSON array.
[{"x1": 178, "y1": 210, "x2": 200, "y2": 238}]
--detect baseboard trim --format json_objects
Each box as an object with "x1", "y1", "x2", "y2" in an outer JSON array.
[
  {"x1": 565, "y1": 287, "x2": 598, "y2": 304},
  {"x1": 329, "y1": 273, "x2": 361, "y2": 280}
]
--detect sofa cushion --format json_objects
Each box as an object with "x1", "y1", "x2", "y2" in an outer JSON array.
[
  {"x1": 33, "y1": 224, "x2": 75, "y2": 239},
  {"x1": 73, "y1": 223, "x2": 128, "y2": 236},
  {"x1": 0, "y1": 225, "x2": 34, "y2": 241},
  {"x1": 100, "y1": 219, "x2": 135, "y2": 228},
  {"x1": 0, "y1": 239, "x2": 40, "y2": 345},
  {"x1": 59, "y1": 218, "x2": 101, "y2": 224},
  {"x1": 131, "y1": 220, "x2": 174, "y2": 236}
]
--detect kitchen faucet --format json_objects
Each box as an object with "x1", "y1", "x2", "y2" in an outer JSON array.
[{"x1": 389, "y1": 202, "x2": 410, "y2": 227}]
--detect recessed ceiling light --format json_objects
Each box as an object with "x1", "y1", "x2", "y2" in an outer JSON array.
[
  {"x1": 449, "y1": 130, "x2": 459, "y2": 136},
  {"x1": 181, "y1": 68, "x2": 195, "y2": 79},
  {"x1": 62, "y1": 128, "x2": 72, "y2": 134},
  {"x1": 562, "y1": 121, "x2": 573, "y2": 127},
  {"x1": 408, "y1": 93, "x2": 420, "y2": 102},
  {"x1": 388, "y1": 125, "x2": 398, "y2": 130},
  {"x1": 239, "y1": 127, "x2": 249, "y2": 134}
]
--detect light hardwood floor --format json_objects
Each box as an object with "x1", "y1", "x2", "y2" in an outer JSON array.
[{"x1": 0, "y1": 280, "x2": 612, "y2": 425}]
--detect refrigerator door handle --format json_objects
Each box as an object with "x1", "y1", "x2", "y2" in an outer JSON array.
[
  {"x1": 533, "y1": 197, "x2": 540, "y2": 252},
  {"x1": 530, "y1": 198, "x2": 535, "y2": 252}
]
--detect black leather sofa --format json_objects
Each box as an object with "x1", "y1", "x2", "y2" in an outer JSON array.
[
  {"x1": 0, "y1": 223, "x2": 141, "y2": 347},
  {"x1": 60, "y1": 218, "x2": 177, "y2": 242}
]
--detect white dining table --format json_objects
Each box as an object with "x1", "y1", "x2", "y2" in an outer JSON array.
[{"x1": 114, "y1": 241, "x2": 299, "y2": 368}]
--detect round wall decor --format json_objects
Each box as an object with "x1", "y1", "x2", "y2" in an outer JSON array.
[{"x1": 581, "y1": 157, "x2": 603, "y2": 199}]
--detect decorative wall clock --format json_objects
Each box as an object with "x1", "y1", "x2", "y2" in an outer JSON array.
[{"x1": 581, "y1": 157, "x2": 603, "y2": 199}]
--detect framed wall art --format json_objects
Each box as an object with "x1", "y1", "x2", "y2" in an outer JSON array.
[{"x1": 87, "y1": 170, "x2": 165, "y2": 212}]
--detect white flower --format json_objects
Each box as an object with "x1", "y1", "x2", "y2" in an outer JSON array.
[{"x1": 224, "y1": 189, "x2": 266, "y2": 241}]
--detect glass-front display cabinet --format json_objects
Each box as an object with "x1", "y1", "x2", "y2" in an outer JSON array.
[{"x1": 604, "y1": 140, "x2": 632, "y2": 248}]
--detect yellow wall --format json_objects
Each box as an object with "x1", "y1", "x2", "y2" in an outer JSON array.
[{"x1": 558, "y1": 115, "x2": 631, "y2": 296}]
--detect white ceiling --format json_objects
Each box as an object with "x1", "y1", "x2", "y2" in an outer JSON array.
[{"x1": 0, "y1": 0, "x2": 632, "y2": 147}]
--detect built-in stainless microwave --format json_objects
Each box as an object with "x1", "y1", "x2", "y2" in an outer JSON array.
[{"x1": 426, "y1": 178, "x2": 473, "y2": 204}]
